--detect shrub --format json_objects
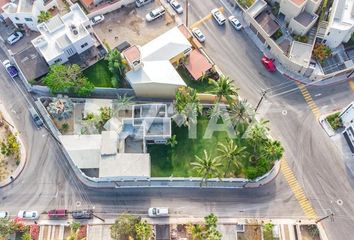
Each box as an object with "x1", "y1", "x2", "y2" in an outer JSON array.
[
  {"x1": 326, "y1": 112, "x2": 343, "y2": 130},
  {"x1": 313, "y1": 43, "x2": 332, "y2": 62},
  {"x1": 271, "y1": 2, "x2": 280, "y2": 15},
  {"x1": 271, "y1": 29, "x2": 283, "y2": 40},
  {"x1": 293, "y1": 35, "x2": 308, "y2": 43},
  {"x1": 61, "y1": 123, "x2": 69, "y2": 133}
]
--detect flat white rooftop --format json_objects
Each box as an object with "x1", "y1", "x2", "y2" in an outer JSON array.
[
  {"x1": 289, "y1": 41, "x2": 312, "y2": 68},
  {"x1": 331, "y1": 0, "x2": 354, "y2": 30}
]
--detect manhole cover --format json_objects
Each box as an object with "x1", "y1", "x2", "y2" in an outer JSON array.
[
  {"x1": 336, "y1": 199, "x2": 343, "y2": 206},
  {"x1": 282, "y1": 110, "x2": 287, "y2": 115},
  {"x1": 76, "y1": 201, "x2": 81, "y2": 207}
]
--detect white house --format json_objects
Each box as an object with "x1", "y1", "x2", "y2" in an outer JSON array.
[
  {"x1": 1, "y1": 0, "x2": 58, "y2": 31},
  {"x1": 323, "y1": 0, "x2": 354, "y2": 48},
  {"x1": 31, "y1": 4, "x2": 93, "y2": 65},
  {"x1": 123, "y1": 26, "x2": 191, "y2": 99}
]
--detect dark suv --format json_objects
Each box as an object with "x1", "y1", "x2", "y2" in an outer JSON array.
[
  {"x1": 72, "y1": 210, "x2": 93, "y2": 219},
  {"x1": 29, "y1": 107, "x2": 44, "y2": 128}
]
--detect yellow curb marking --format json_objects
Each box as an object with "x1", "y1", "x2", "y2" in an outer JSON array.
[
  {"x1": 349, "y1": 80, "x2": 354, "y2": 92},
  {"x1": 190, "y1": 7, "x2": 224, "y2": 29}
]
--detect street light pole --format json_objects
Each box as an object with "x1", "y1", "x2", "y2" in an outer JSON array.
[
  {"x1": 315, "y1": 212, "x2": 334, "y2": 224},
  {"x1": 185, "y1": 0, "x2": 189, "y2": 27},
  {"x1": 255, "y1": 90, "x2": 267, "y2": 112}
]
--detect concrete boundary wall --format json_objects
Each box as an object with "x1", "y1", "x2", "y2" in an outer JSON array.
[{"x1": 86, "y1": 0, "x2": 136, "y2": 19}]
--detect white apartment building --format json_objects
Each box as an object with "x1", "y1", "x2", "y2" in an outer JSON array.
[
  {"x1": 31, "y1": 4, "x2": 93, "y2": 65},
  {"x1": 1, "y1": 0, "x2": 57, "y2": 31},
  {"x1": 323, "y1": 0, "x2": 354, "y2": 48}
]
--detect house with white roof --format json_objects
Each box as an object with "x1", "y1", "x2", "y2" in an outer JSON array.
[
  {"x1": 123, "y1": 25, "x2": 192, "y2": 99},
  {"x1": 322, "y1": 0, "x2": 354, "y2": 48},
  {"x1": 1, "y1": 0, "x2": 57, "y2": 31},
  {"x1": 31, "y1": 3, "x2": 93, "y2": 65}
]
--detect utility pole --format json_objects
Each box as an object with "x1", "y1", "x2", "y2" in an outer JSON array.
[
  {"x1": 315, "y1": 212, "x2": 334, "y2": 224},
  {"x1": 185, "y1": 0, "x2": 189, "y2": 27},
  {"x1": 255, "y1": 90, "x2": 267, "y2": 112}
]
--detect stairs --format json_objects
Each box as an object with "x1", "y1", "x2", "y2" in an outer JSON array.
[
  {"x1": 307, "y1": 27, "x2": 317, "y2": 44},
  {"x1": 316, "y1": 21, "x2": 329, "y2": 39}
]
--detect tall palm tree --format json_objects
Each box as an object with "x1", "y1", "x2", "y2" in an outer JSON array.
[
  {"x1": 112, "y1": 94, "x2": 134, "y2": 117},
  {"x1": 209, "y1": 76, "x2": 239, "y2": 104},
  {"x1": 261, "y1": 140, "x2": 284, "y2": 162},
  {"x1": 207, "y1": 103, "x2": 227, "y2": 121},
  {"x1": 246, "y1": 119, "x2": 270, "y2": 152},
  {"x1": 228, "y1": 99, "x2": 255, "y2": 125},
  {"x1": 174, "y1": 87, "x2": 202, "y2": 127},
  {"x1": 217, "y1": 139, "x2": 246, "y2": 177},
  {"x1": 166, "y1": 135, "x2": 178, "y2": 148},
  {"x1": 192, "y1": 150, "x2": 222, "y2": 186}
]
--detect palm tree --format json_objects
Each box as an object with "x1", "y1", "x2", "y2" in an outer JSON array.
[
  {"x1": 207, "y1": 103, "x2": 227, "y2": 121},
  {"x1": 105, "y1": 49, "x2": 126, "y2": 87},
  {"x1": 261, "y1": 140, "x2": 284, "y2": 162},
  {"x1": 174, "y1": 87, "x2": 202, "y2": 127},
  {"x1": 192, "y1": 150, "x2": 222, "y2": 186},
  {"x1": 217, "y1": 139, "x2": 246, "y2": 177},
  {"x1": 112, "y1": 94, "x2": 134, "y2": 117},
  {"x1": 228, "y1": 99, "x2": 255, "y2": 125},
  {"x1": 246, "y1": 119, "x2": 270, "y2": 151},
  {"x1": 209, "y1": 76, "x2": 239, "y2": 104},
  {"x1": 37, "y1": 11, "x2": 52, "y2": 23},
  {"x1": 166, "y1": 135, "x2": 178, "y2": 148}
]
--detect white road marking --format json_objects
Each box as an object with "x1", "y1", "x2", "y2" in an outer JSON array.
[
  {"x1": 315, "y1": 93, "x2": 322, "y2": 97},
  {"x1": 218, "y1": 0, "x2": 234, "y2": 14}
]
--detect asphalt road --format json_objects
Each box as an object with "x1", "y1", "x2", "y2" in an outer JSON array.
[{"x1": 0, "y1": 1, "x2": 354, "y2": 239}]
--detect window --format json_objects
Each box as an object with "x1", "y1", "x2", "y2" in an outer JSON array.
[
  {"x1": 24, "y1": 18, "x2": 33, "y2": 22},
  {"x1": 81, "y1": 42, "x2": 88, "y2": 48},
  {"x1": 54, "y1": 58, "x2": 61, "y2": 64},
  {"x1": 15, "y1": 17, "x2": 19, "y2": 20}
]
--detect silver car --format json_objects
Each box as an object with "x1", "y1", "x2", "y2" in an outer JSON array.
[
  {"x1": 0, "y1": 211, "x2": 9, "y2": 219},
  {"x1": 229, "y1": 16, "x2": 242, "y2": 30},
  {"x1": 192, "y1": 28, "x2": 206, "y2": 43},
  {"x1": 170, "y1": 0, "x2": 183, "y2": 14},
  {"x1": 17, "y1": 210, "x2": 39, "y2": 220}
]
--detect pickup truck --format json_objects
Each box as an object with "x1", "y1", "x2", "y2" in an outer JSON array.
[{"x1": 2, "y1": 60, "x2": 18, "y2": 78}]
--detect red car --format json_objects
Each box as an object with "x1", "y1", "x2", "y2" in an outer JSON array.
[
  {"x1": 48, "y1": 209, "x2": 68, "y2": 220},
  {"x1": 261, "y1": 56, "x2": 276, "y2": 72}
]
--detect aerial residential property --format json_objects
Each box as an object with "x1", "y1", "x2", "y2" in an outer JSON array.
[{"x1": 1, "y1": 0, "x2": 354, "y2": 239}]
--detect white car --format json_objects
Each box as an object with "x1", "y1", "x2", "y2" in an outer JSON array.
[
  {"x1": 17, "y1": 210, "x2": 39, "y2": 220},
  {"x1": 146, "y1": 6, "x2": 166, "y2": 22},
  {"x1": 0, "y1": 211, "x2": 9, "y2": 219},
  {"x1": 90, "y1": 15, "x2": 104, "y2": 26},
  {"x1": 192, "y1": 28, "x2": 206, "y2": 43},
  {"x1": 211, "y1": 8, "x2": 226, "y2": 25},
  {"x1": 229, "y1": 16, "x2": 242, "y2": 30},
  {"x1": 7, "y1": 32, "x2": 23, "y2": 45},
  {"x1": 136, "y1": 0, "x2": 154, "y2": 7},
  {"x1": 148, "y1": 207, "x2": 169, "y2": 217},
  {"x1": 170, "y1": 0, "x2": 183, "y2": 14}
]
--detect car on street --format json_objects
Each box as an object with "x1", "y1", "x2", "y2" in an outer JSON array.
[
  {"x1": 169, "y1": 0, "x2": 183, "y2": 14},
  {"x1": 261, "y1": 55, "x2": 276, "y2": 72},
  {"x1": 90, "y1": 15, "x2": 104, "y2": 26},
  {"x1": 192, "y1": 28, "x2": 206, "y2": 43},
  {"x1": 211, "y1": 8, "x2": 226, "y2": 25},
  {"x1": 229, "y1": 15, "x2": 242, "y2": 30},
  {"x1": 17, "y1": 210, "x2": 39, "y2": 220},
  {"x1": 72, "y1": 209, "x2": 93, "y2": 219},
  {"x1": 148, "y1": 207, "x2": 169, "y2": 217},
  {"x1": 2, "y1": 60, "x2": 18, "y2": 78},
  {"x1": 7, "y1": 31, "x2": 23, "y2": 45},
  {"x1": 146, "y1": 6, "x2": 165, "y2": 22},
  {"x1": 135, "y1": 0, "x2": 153, "y2": 7},
  {"x1": 0, "y1": 211, "x2": 9, "y2": 219},
  {"x1": 48, "y1": 209, "x2": 68, "y2": 219},
  {"x1": 29, "y1": 107, "x2": 44, "y2": 128}
]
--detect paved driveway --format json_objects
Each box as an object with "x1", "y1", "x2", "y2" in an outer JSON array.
[{"x1": 93, "y1": 2, "x2": 176, "y2": 48}]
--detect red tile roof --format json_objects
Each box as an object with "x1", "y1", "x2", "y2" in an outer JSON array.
[
  {"x1": 80, "y1": 0, "x2": 93, "y2": 8},
  {"x1": 122, "y1": 45, "x2": 141, "y2": 63},
  {"x1": 291, "y1": 0, "x2": 305, "y2": 6},
  {"x1": 185, "y1": 49, "x2": 213, "y2": 80}
]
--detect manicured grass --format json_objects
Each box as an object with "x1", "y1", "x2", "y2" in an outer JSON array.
[
  {"x1": 83, "y1": 60, "x2": 113, "y2": 88},
  {"x1": 326, "y1": 112, "x2": 343, "y2": 130},
  {"x1": 177, "y1": 66, "x2": 215, "y2": 93}
]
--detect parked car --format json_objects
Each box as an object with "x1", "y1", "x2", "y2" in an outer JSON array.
[
  {"x1": 229, "y1": 16, "x2": 242, "y2": 30},
  {"x1": 72, "y1": 209, "x2": 93, "y2": 219},
  {"x1": 148, "y1": 207, "x2": 169, "y2": 217},
  {"x1": 90, "y1": 15, "x2": 104, "y2": 26},
  {"x1": 261, "y1": 55, "x2": 276, "y2": 72},
  {"x1": 136, "y1": 0, "x2": 154, "y2": 7},
  {"x1": 192, "y1": 28, "x2": 206, "y2": 43},
  {"x1": 29, "y1": 107, "x2": 44, "y2": 128},
  {"x1": 17, "y1": 210, "x2": 39, "y2": 220},
  {"x1": 48, "y1": 209, "x2": 68, "y2": 219},
  {"x1": 169, "y1": 0, "x2": 183, "y2": 14},
  {"x1": 0, "y1": 211, "x2": 9, "y2": 219},
  {"x1": 2, "y1": 60, "x2": 18, "y2": 78},
  {"x1": 146, "y1": 6, "x2": 166, "y2": 22},
  {"x1": 7, "y1": 32, "x2": 23, "y2": 45},
  {"x1": 211, "y1": 8, "x2": 226, "y2": 25}
]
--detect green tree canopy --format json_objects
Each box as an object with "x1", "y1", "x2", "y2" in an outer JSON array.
[
  {"x1": 209, "y1": 76, "x2": 239, "y2": 104},
  {"x1": 192, "y1": 150, "x2": 222, "y2": 186},
  {"x1": 110, "y1": 213, "x2": 140, "y2": 240},
  {"x1": 105, "y1": 48, "x2": 126, "y2": 87},
  {"x1": 0, "y1": 219, "x2": 14, "y2": 238},
  {"x1": 43, "y1": 64, "x2": 94, "y2": 96},
  {"x1": 135, "y1": 220, "x2": 153, "y2": 240},
  {"x1": 37, "y1": 11, "x2": 52, "y2": 23}
]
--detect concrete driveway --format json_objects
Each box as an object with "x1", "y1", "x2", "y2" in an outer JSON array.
[{"x1": 93, "y1": 2, "x2": 176, "y2": 48}]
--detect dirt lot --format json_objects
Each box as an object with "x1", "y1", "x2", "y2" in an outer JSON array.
[{"x1": 93, "y1": 2, "x2": 177, "y2": 48}]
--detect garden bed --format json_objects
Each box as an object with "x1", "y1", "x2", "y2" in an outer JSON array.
[
  {"x1": 237, "y1": 225, "x2": 262, "y2": 240},
  {"x1": 325, "y1": 111, "x2": 343, "y2": 130}
]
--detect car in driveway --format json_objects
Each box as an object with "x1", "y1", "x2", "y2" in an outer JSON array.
[
  {"x1": 169, "y1": 0, "x2": 183, "y2": 14},
  {"x1": 136, "y1": 0, "x2": 153, "y2": 7},
  {"x1": 29, "y1": 107, "x2": 44, "y2": 128},
  {"x1": 72, "y1": 209, "x2": 93, "y2": 219},
  {"x1": 229, "y1": 16, "x2": 242, "y2": 30},
  {"x1": 211, "y1": 8, "x2": 226, "y2": 25},
  {"x1": 148, "y1": 207, "x2": 169, "y2": 217},
  {"x1": 17, "y1": 210, "x2": 39, "y2": 220},
  {"x1": 146, "y1": 6, "x2": 166, "y2": 22},
  {"x1": 48, "y1": 209, "x2": 68, "y2": 219},
  {"x1": 2, "y1": 60, "x2": 18, "y2": 78},
  {"x1": 0, "y1": 211, "x2": 9, "y2": 219},
  {"x1": 90, "y1": 15, "x2": 104, "y2": 26},
  {"x1": 261, "y1": 55, "x2": 276, "y2": 72},
  {"x1": 192, "y1": 28, "x2": 205, "y2": 43},
  {"x1": 7, "y1": 32, "x2": 23, "y2": 45}
]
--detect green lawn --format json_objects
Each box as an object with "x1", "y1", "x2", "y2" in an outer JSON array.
[
  {"x1": 177, "y1": 66, "x2": 215, "y2": 93},
  {"x1": 83, "y1": 60, "x2": 113, "y2": 88}
]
